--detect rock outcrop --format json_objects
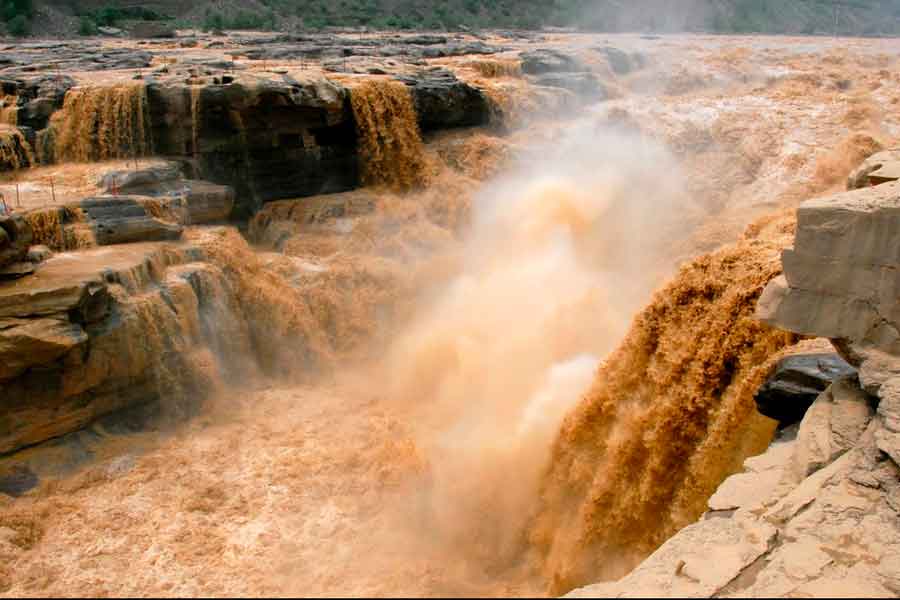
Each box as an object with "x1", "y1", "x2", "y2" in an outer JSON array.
[
  {"x1": 24, "y1": 173, "x2": 233, "y2": 251},
  {"x1": 757, "y1": 181, "x2": 900, "y2": 394},
  {"x1": 571, "y1": 176, "x2": 900, "y2": 598},
  {"x1": 0, "y1": 242, "x2": 230, "y2": 455},
  {"x1": 397, "y1": 69, "x2": 491, "y2": 131},
  {"x1": 147, "y1": 73, "x2": 357, "y2": 217},
  {"x1": 847, "y1": 149, "x2": 900, "y2": 190},
  {"x1": 0, "y1": 215, "x2": 32, "y2": 271},
  {"x1": 567, "y1": 372, "x2": 899, "y2": 598}
]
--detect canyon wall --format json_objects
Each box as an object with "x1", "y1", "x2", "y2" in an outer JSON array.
[{"x1": 565, "y1": 173, "x2": 900, "y2": 598}]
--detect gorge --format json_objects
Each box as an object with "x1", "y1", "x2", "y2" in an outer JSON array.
[{"x1": 1, "y1": 29, "x2": 900, "y2": 598}]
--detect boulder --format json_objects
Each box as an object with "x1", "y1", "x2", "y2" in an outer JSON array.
[
  {"x1": 757, "y1": 181, "x2": 900, "y2": 364},
  {"x1": 847, "y1": 148, "x2": 900, "y2": 190},
  {"x1": 0, "y1": 215, "x2": 32, "y2": 269},
  {"x1": 754, "y1": 353, "x2": 856, "y2": 427},
  {"x1": 397, "y1": 70, "x2": 491, "y2": 131},
  {"x1": 97, "y1": 162, "x2": 182, "y2": 194},
  {"x1": 78, "y1": 197, "x2": 183, "y2": 245},
  {"x1": 520, "y1": 48, "x2": 587, "y2": 75},
  {"x1": 791, "y1": 377, "x2": 875, "y2": 480}
]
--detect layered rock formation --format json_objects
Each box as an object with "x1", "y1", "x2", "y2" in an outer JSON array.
[
  {"x1": 0, "y1": 241, "x2": 232, "y2": 455},
  {"x1": 23, "y1": 166, "x2": 233, "y2": 251},
  {"x1": 757, "y1": 181, "x2": 900, "y2": 394}
]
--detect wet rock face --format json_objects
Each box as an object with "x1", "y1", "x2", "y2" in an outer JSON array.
[
  {"x1": 0, "y1": 75, "x2": 75, "y2": 131},
  {"x1": 0, "y1": 241, "x2": 249, "y2": 456},
  {"x1": 396, "y1": 70, "x2": 491, "y2": 131},
  {"x1": 147, "y1": 74, "x2": 359, "y2": 218},
  {"x1": 755, "y1": 353, "x2": 856, "y2": 427}
]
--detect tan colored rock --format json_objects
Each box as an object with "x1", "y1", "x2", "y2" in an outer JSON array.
[
  {"x1": 875, "y1": 377, "x2": 900, "y2": 465},
  {"x1": 565, "y1": 516, "x2": 777, "y2": 598},
  {"x1": 792, "y1": 378, "x2": 875, "y2": 480},
  {"x1": 847, "y1": 149, "x2": 900, "y2": 189},
  {"x1": 0, "y1": 215, "x2": 32, "y2": 270},
  {"x1": 0, "y1": 241, "x2": 253, "y2": 455},
  {"x1": 571, "y1": 375, "x2": 900, "y2": 599},
  {"x1": 0, "y1": 317, "x2": 87, "y2": 380}
]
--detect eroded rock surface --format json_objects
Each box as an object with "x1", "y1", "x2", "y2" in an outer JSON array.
[
  {"x1": 573, "y1": 180, "x2": 900, "y2": 599},
  {"x1": 847, "y1": 149, "x2": 900, "y2": 190},
  {"x1": 566, "y1": 377, "x2": 900, "y2": 598},
  {"x1": 757, "y1": 181, "x2": 900, "y2": 394}
]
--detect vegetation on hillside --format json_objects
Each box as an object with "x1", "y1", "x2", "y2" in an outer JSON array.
[
  {"x1": 230, "y1": 0, "x2": 900, "y2": 35},
  {"x1": 8, "y1": 0, "x2": 900, "y2": 37}
]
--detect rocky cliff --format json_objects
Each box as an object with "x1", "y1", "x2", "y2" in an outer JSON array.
[{"x1": 567, "y1": 177, "x2": 900, "y2": 598}]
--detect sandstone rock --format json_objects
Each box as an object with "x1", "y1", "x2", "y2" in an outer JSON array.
[
  {"x1": 248, "y1": 190, "x2": 376, "y2": 248},
  {"x1": 97, "y1": 26, "x2": 124, "y2": 37},
  {"x1": 147, "y1": 74, "x2": 358, "y2": 217},
  {"x1": 97, "y1": 162, "x2": 182, "y2": 194},
  {"x1": 757, "y1": 182, "x2": 900, "y2": 359},
  {"x1": 754, "y1": 353, "x2": 856, "y2": 427},
  {"x1": 130, "y1": 22, "x2": 176, "y2": 39},
  {"x1": 791, "y1": 378, "x2": 875, "y2": 481},
  {"x1": 78, "y1": 197, "x2": 183, "y2": 245},
  {"x1": 3, "y1": 75, "x2": 75, "y2": 131},
  {"x1": 847, "y1": 149, "x2": 900, "y2": 189},
  {"x1": 566, "y1": 515, "x2": 777, "y2": 598},
  {"x1": 0, "y1": 215, "x2": 33, "y2": 270},
  {"x1": 875, "y1": 377, "x2": 900, "y2": 465},
  {"x1": 0, "y1": 316, "x2": 88, "y2": 380},
  {"x1": 0, "y1": 262, "x2": 34, "y2": 280},
  {"x1": 573, "y1": 367, "x2": 900, "y2": 598},
  {"x1": 0, "y1": 241, "x2": 248, "y2": 455},
  {"x1": 397, "y1": 70, "x2": 491, "y2": 131}
]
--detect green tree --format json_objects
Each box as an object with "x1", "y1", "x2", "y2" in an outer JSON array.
[
  {"x1": 78, "y1": 15, "x2": 98, "y2": 35},
  {"x1": 7, "y1": 13, "x2": 29, "y2": 35}
]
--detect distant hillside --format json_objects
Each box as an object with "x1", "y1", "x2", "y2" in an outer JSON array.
[{"x1": 6, "y1": 0, "x2": 900, "y2": 37}]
